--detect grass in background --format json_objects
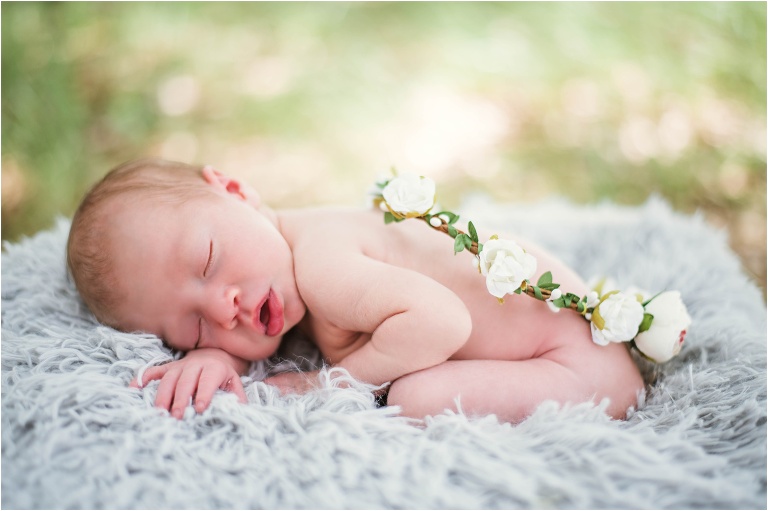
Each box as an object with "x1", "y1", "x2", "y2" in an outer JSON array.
[{"x1": 2, "y1": 1, "x2": 765, "y2": 291}]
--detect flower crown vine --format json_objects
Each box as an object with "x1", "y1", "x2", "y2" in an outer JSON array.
[{"x1": 370, "y1": 171, "x2": 692, "y2": 363}]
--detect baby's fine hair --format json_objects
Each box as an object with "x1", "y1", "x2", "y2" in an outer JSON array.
[{"x1": 66, "y1": 158, "x2": 212, "y2": 326}]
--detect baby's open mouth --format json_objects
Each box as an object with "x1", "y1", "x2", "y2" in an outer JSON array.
[
  {"x1": 259, "y1": 299, "x2": 270, "y2": 328},
  {"x1": 254, "y1": 289, "x2": 284, "y2": 337}
]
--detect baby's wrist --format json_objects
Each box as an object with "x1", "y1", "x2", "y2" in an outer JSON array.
[{"x1": 184, "y1": 347, "x2": 249, "y2": 374}]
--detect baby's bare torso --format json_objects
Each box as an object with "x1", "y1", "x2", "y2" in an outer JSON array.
[{"x1": 281, "y1": 207, "x2": 594, "y2": 365}]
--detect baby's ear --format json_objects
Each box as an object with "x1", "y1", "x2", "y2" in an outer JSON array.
[{"x1": 202, "y1": 166, "x2": 261, "y2": 208}]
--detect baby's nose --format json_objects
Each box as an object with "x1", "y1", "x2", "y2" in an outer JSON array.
[{"x1": 216, "y1": 286, "x2": 240, "y2": 330}]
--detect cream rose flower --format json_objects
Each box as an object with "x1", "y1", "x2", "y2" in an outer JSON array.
[
  {"x1": 633, "y1": 291, "x2": 691, "y2": 363},
  {"x1": 478, "y1": 239, "x2": 537, "y2": 299},
  {"x1": 590, "y1": 292, "x2": 645, "y2": 346},
  {"x1": 381, "y1": 174, "x2": 436, "y2": 218}
]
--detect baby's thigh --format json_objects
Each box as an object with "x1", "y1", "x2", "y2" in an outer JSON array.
[
  {"x1": 388, "y1": 342, "x2": 644, "y2": 422},
  {"x1": 387, "y1": 359, "x2": 580, "y2": 423},
  {"x1": 546, "y1": 336, "x2": 645, "y2": 418}
]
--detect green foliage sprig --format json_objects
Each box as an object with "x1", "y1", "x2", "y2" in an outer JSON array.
[{"x1": 371, "y1": 171, "x2": 692, "y2": 363}]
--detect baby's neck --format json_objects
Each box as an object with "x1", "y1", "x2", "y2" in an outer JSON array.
[
  {"x1": 257, "y1": 203, "x2": 280, "y2": 231},
  {"x1": 275, "y1": 208, "x2": 312, "y2": 251}
]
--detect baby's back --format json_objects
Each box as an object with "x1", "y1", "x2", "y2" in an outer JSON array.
[{"x1": 283, "y1": 207, "x2": 594, "y2": 363}]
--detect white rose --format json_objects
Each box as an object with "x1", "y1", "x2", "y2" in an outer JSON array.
[
  {"x1": 381, "y1": 174, "x2": 436, "y2": 218},
  {"x1": 478, "y1": 238, "x2": 537, "y2": 299},
  {"x1": 633, "y1": 291, "x2": 692, "y2": 363},
  {"x1": 590, "y1": 292, "x2": 645, "y2": 346}
]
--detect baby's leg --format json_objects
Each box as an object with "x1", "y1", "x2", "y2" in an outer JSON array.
[{"x1": 386, "y1": 343, "x2": 644, "y2": 423}]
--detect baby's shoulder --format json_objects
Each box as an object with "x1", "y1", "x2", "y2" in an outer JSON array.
[
  {"x1": 284, "y1": 207, "x2": 400, "y2": 324},
  {"x1": 286, "y1": 207, "x2": 386, "y2": 253},
  {"x1": 283, "y1": 205, "x2": 385, "y2": 276}
]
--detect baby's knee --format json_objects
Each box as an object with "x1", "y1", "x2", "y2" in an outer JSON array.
[
  {"x1": 386, "y1": 372, "x2": 452, "y2": 419},
  {"x1": 386, "y1": 375, "x2": 426, "y2": 415},
  {"x1": 602, "y1": 373, "x2": 644, "y2": 419},
  {"x1": 554, "y1": 344, "x2": 645, "y2": 420},
  {"x1": 385, "y1": 379, "x2": 408, "y2": 411},
  {"x1": 590, "y1": 353, "x2": 645, "y2": 420}
]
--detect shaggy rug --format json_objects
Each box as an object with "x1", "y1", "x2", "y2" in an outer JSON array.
[{"x1": 2, "y1": 197, "x2": 766, "y2": 509}]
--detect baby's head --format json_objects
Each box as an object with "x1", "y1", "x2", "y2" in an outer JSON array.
[
  {"x1": 67, "y1": 158, "x2": 306, "y2": 360},
  {"x1": 68, "y1": 159, "x2": 210, "y2": 325}
]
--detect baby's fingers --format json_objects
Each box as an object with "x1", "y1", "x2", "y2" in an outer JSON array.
[
  {"x1": 130, "y1": 364, "x2": 171, "y2": 388},
  {"x1": 170, "y1": 365, "x2": 204, "y2": 420},
  {"x1": 194, "y1": 369, "x2": 247, "y2": 414},
  {"x1": 226, "y1": 374, "x2": 248, "y2": 404},
  {"x1": 153, "y1": 368, "x2": 183, "y2": 412},
  {"x1": 193, "y1": 366, "x2": 225, "y2": 414}
]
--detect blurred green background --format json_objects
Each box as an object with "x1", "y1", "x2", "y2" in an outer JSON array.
[{"x1": 3, "y1": 1, "x2": 766, "y2": 292}]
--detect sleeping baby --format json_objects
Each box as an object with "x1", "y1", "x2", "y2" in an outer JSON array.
[{"x1": 66, "y1": 158, "x2": 649, "y2": 423}]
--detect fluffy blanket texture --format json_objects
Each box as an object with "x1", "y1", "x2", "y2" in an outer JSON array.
[{"x1": 2, "y1": 197, "x2": 766, "y2": 509}]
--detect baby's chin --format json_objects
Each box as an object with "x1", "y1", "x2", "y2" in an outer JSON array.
[
  {"x1": 283, "y1": 297, "x2": 308, "y2": 331},
  {"x1": 244, "y1": 334, "x2": 285, "y2": 362}
]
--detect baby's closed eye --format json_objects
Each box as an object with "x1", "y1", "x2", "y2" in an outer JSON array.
[{"x1": 203, "y1": 240, "x2": 215, "y2": 276}]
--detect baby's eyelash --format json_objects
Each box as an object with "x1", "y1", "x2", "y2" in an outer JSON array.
[{"x1": 203, "y1": 241, "x2": 214, "y2": 276}]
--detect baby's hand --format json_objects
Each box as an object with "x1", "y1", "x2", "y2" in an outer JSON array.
[
  {"x1": 264, "y1": 370, "x2": 321, "y2": 395},
  {"x1": 130, "y1": 348, "x2": 247, "y2": 419}
]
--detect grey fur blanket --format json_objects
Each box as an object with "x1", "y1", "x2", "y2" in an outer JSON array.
[{"x1": 2, "y1": 197, "x2": 766, "y2": 509}]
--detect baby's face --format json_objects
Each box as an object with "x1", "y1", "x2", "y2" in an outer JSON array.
[{"x1": 106, "y1": 186, "x2": 306, "y2": 361}]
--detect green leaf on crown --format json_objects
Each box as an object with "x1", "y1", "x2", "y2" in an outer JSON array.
[
  {"x1": 454, "y1": 236, "x2": 466, "y2": 253},
  {"x1": 453, "y1": 233, "x2": 473, "y2": 253},
  {"x1": 638, "y1": 313, "x2": 654, "y2": 333},
  {"x1": 434, "y1": 211, "x2": 460, "y2": 224},
  {"x1": 642, "y1": 292, "x2": 663, "y2": 307},
  {"x1": 468, "y1": 221, "x2": 478, "y2": 243},
  {"x1": 537, "y1": 271, "x2": 553, "y2": 287}
]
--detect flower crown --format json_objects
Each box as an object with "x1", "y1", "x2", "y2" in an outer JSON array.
[{"x1": 370, "y1": 171, "x2": 692, "y2": 363}]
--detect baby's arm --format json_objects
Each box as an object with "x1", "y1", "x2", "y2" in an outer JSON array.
[
  {"x1": 130, "y1": 348, "x2": 248, "y2": 419},
  {"x1": 299, "y1": 252, "x2": 473, "y2": 386}
]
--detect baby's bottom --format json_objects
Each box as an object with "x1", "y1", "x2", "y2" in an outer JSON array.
[{"x1": 386, "y1": 342, "x2": 644, "y2": 423}]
